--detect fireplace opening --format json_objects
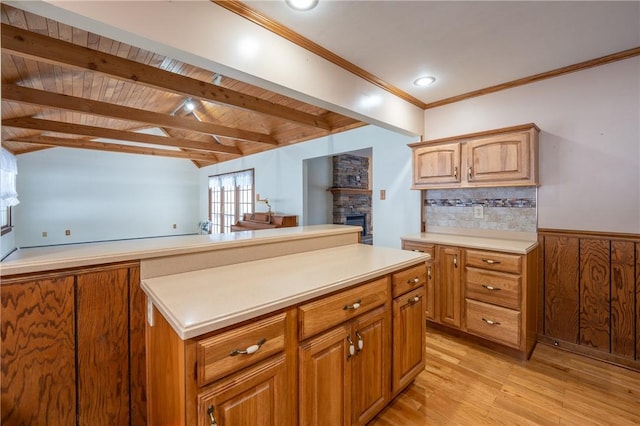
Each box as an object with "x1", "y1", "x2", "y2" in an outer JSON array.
[{"x1": 345, "y1": 214, "x2": 366, "y2": 236}]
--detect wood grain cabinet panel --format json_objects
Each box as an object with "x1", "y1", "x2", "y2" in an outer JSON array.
[
  {"x1": 466, "y1": 132, "x2": 531, "y2": 183},
  {"x1": 1, "y1": 262, "x2": 145, "y2": 426},
  {"x1": 412, "y1": 143, "x2": 461, "y2": 186},
  {"x1": 1, "y1": 276, "x2": 76, "y2": 426},
  {"x1": 438, "y1": 246, "x2": 462, "y2": 329},
  {"x1": 391, "y1": 287, "x2": 426, "y2": 394}
]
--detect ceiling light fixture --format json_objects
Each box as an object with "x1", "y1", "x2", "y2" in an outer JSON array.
[
  {"x1": 413, "y1": 76, "x2": 436, "y2": 87},
  {"x1": 285, "y1": 0, "x2": 319, "y2": 11},
  {"x1": 183, "y1": 98, "x2": 196, "y2": 112}
]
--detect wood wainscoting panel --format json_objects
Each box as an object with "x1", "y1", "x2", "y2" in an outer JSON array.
[
  {"x1": 1, "y1": 275, "x2": 76, "y2": 425},
  {"x1": 543, "y1": 235, "x2": 579, "y2": 343},
  {"x1": 637, "y1": 242, "x2": 640, "y2": 361},
  {"x1": 578, "y1": 239, "x2": 611, "y2": 351},
  {"x1": 610, "y1": 241, "x2": 636, "y2": 358}
]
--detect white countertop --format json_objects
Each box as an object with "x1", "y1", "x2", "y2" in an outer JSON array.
[
  {"x1": 0, "y1": 225, "x2": 358, "y2": 276},
  {"x1": 402, "y1": 232, "x2": 537, "y2": 254},
  {"x1": 142, "y1": 244, "x2": 430, "y2": 340}
]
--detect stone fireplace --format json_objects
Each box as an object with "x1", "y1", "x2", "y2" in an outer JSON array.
[{"x1": 329, "y1": 154, "x2": 372, "y2": 244}]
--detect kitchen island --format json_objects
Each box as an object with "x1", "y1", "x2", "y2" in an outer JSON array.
[
  {"x1": 142, "y1": 242, "x2": 430, "y2": 426},
  {"x1": 0, "y1": 225, "x2": 379, "y2": 426}
]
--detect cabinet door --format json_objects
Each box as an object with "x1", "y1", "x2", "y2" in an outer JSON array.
[
  {"x1": 392, "y1": 287, "x2": 426, "y2": 395},
  {"x1": 1, "y1": 276, "x2": 76, "y2": 426},
  {"x1": 299, "y1": 325, "x2": 351, "y2": 426},
  {"x1": 426, "y1": 261, "x2": 436, "y2": 321},
  {"x1": 413, "y1": 143, "x2": 461, "y2": 185},
  {"x1": 439, "y1": 246, "x2": 462, "y2": 328},
  {"x1": 197, "y1": 354, "x2": 290, "y2": 426},
  {"x1": 466, "y1": 132, "x2": 530, "y2": 183},
  {"x1": 351, "y1": 307, "x2": 390, "y2": 426}
]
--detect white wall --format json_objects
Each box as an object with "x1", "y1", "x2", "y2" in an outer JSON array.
[
  {"x1": 303, "y1": 155, "x2": 333, "y2": 226},
  {"x1": 199, "y1": 125, "x2": 421, "y2": 248},
  {"x1": 424, "y1": 57, "x2": 640, "y2": 234},
  {"x1": 14, "y1": 148, "x2": 200, "y2": 247}
]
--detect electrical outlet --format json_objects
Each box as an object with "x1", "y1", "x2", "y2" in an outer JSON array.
[
  {"x1": 42, "y1": 231, "x2": 47, "y2": 237},
  {"x1": 473, "y1": 205, "x2": 484, "y2": 219},
  {"x1": 172, "y1": 224, "x2": 177, "y2": 229},
  {"x1": 380, "y1": 189, "x2": 386, "y2": 200},
  {"x1": 65, "y1": 229, "x2": 71, "y2": 236}
]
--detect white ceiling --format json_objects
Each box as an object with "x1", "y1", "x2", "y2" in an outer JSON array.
[{"x1": 244, "y1": 1, "x2": 640, "y2": 105}]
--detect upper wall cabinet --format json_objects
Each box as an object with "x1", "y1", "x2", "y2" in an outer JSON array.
[{"x1": 410, "y1": 124, "x2": 539, "y2": 189}]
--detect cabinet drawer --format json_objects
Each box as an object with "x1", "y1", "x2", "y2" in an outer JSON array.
[
  {"x1": 402, "y1": 241, "x2": 435, "y2": 259},
  {"x1": 465, "y1": 249, "x2": 521, "y2": 274},
  {"x1": 196, "y1": 312, "x2": 287, "y2": 387},
  {"x1": 466, "y1": 299, "x2": 521, "y2": 348},
  {"x1": 465, "y1": 267, "x2": 521, "y2": 310},
  {"x1": 298, "y1": 277, "x2": 389, "y2": 340},
  {"x1": 392, "y1": 264, "x2": 427, "y2": 298}
]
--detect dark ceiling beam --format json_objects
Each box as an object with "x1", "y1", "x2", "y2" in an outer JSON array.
[
  {"x1": 1, "y1": 23, "x2": 333, "y2": 131},
  {"x1": 9, "y1": 135, "x2": 220, "y2": 162},
  {"x1": 2, "y1": 84, "x2": 278, "y2": 145},
  {"x1": 2, "y1": 117, "x2": 242, "y2": 155}
]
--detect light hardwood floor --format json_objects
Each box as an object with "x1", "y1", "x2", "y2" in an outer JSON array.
[{"x1": 370, "y1": 328, "x2": 640, "y2": 425}]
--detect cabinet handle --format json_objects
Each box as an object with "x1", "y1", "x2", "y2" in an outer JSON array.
[
  {"x1": 343, "y1": 299, "x2": 362, "y2": 311},
  {"x1": 481, "y1": 284, "x2": 501, "y2": 291},
  {"x1": 482, "y1": 259, "x2": 501, "y2": 265},
  {"x1": 453, "y1": 255, "x2": 458, "y2": 268},
  {"x1": 355, "y1": 331, "x2": 364, "y2": 353},
  {"x1": 482, "y1": 318, "x2": 501, "y2": 326},
  {"x1": 428, "y1": 266, "x2": 432, "y2": 279},
  {"x1": 207, "y1": 405, "x2": 218, "y2": 426},
  {"x1": 346, "y1": 335, "x2": 355, "y2": 359},
  {"x1": 411, "y1": 249, "x2": 425, "y2": 253},
  {"x1": 468, "y1": 166, "x2": 473, "y2": 180},
  {"x1": 407, "y1": 276, "x2": 420, "y2": 285},
  {"x1": 407, "y1": 295, "x2": 421, "y2": 305},
  {"x1": 454, "y1": 166, "x2": 458, "y2": 179},
  {"x1": 229, "y1": 338, "x2": 267, "y2": 356}
]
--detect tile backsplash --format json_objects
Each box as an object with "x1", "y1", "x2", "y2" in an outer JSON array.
[{"x1": 424, "y1": 187, "x2": 537, "y2": 232}]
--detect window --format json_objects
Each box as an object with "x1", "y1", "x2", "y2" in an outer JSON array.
[
  {"x1": 208, "y1": 169, "x2": 254, "y2": 234},
  {"x1": 1, "y1": 148, "x2": 19, "y2": 235}
]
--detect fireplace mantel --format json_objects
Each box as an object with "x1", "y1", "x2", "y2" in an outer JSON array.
[{"x1": 327, "y1": 187, "x2": 372, "y2": 195}]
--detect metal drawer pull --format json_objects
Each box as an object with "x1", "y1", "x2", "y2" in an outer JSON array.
[
  {"x1": 407, "y1": 295, "x2": 422, "y2": 305},
  {"x1": 428, "y1": 266, "x2": 432, "y2": 279},
  {"x1": 482, "y1": 318, "x2": 501, "y2": 326},
  {"x1": 407, "y1": 277, "x2": 420, "y2": 284},
  {"x1": 482, "y1": 259, "x2": 501, "y2": 265},
  {"x1": 468, "y1": 166, "x2": 473, "y2": 180},
  {"x1": 411, "y1": 249, "x2": 425, "y2": 253},
  {"x1": 229, "y1": 338, "x2": 267, "y2": 356},
  {"x1": 454, "y1": 166, "x2": 458, "y2": 179},
  {"x1": 453, "y1": 255, "x2": 458, "y2": 268},
  {"x1": 347, "y1": 335, "x2": 355, "y2": 359},
  {"x1": 207, "y1": 405, "x2": 218, "y2": 426},
  {"x1": 343, "y1": 299, "x2": 361, "y2": 311},
  {"x1": 355, "y1": 331, "x2": 364, "y2": 353},
  {"x1": 482, "y1": 284, "x2": 501, "y2": 291}
]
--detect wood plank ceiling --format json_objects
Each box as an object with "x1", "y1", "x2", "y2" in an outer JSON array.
[{"x1": 0, "y1": 4, "x2": 365, "y2": 167}]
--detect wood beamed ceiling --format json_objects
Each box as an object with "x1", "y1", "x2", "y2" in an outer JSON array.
[{"x1": 0, "y1": 4, "x2": 365, "y2": 167}]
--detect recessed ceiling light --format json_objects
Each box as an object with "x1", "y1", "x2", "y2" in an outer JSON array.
[
  {"x1": 414, "y1": 76, "x2": 436, "y2": 87},
  {"x1": 285, "y1": 0, "x2": 319, "y2": 11}
]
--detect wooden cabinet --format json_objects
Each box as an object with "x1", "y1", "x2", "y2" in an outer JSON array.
[
  {"x1": 402, "y1": 239, "x2": 538, "y2": 359},
  {"x1": 388, "y1": 264, "x2": 428, "y2": 396},
  {"x1": 1, "y1": 262, "x2": 145, "y2": 426},
  {"x1": 298, "y1": 278, "x2": 390, "y2": 426},
  {"x1": 146, "y1": 263, "x2": 429, "y2": 426},
  {"x1": 539, "y1": 230, "x2": 640, "y2": 371},
  {"x1": 409, "y1": 123, "x2": 539, "y2": 189}
]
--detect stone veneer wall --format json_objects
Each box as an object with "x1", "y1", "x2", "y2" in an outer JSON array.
[
  {"x1": 331, "y1": 154, "x2": 372, "y2": 242},
  {"x1": 424, "y1": 187, "x2": 537, "y2": 232}
]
